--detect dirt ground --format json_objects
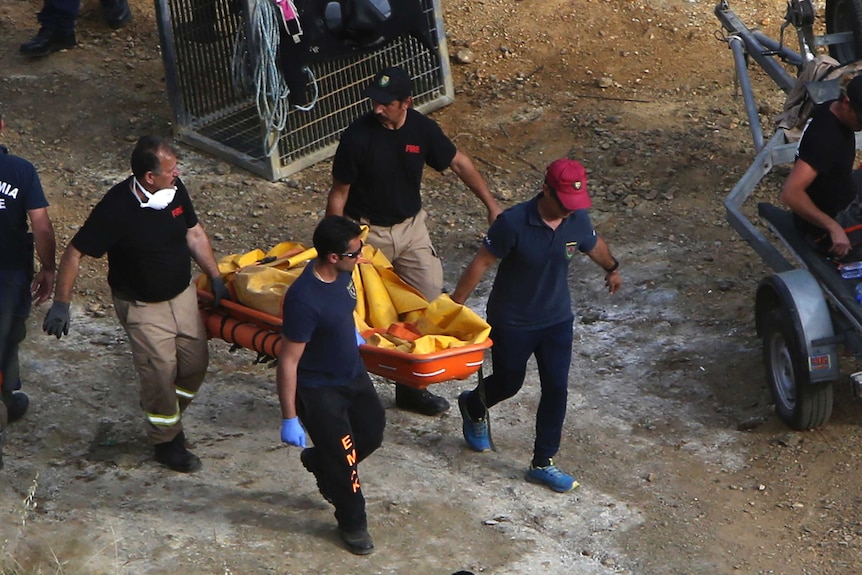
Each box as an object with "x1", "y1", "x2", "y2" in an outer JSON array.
[{"x1": 5, "y1": 0, "x2": 862, "y2": 573}]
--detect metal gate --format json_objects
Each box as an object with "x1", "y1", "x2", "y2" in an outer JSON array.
[{"x1": 154, "y1": 0, "x2": 454, "y2": 181}]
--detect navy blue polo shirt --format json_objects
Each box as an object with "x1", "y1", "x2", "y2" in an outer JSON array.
[{"x1": 483, "y1": 194, "x2": 598, "y2": 329}]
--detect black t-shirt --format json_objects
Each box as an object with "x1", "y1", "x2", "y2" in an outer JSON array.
[
  {"x1": 794, "y1": 102, "x2": 857, "y2": 235},
  {"x1": 280, "y1": 264, "x2": 364, "y2": 387},
  {"x1": 0, "y1": 147, "x2": 49, "y2": 270},
  {"x1": 71, "y1": 176, "x2": 199, "y2": 302},
  {"x1": 332, "y1": 108, "x2": 457, "y2": 225}
]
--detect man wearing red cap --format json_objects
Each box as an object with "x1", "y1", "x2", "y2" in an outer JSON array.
[
  {"x1": 450, "y1": 158, "x2": 621, "y2": 493},
  {"x1": 326, "y1": 65, "x2": 502, "y2": 417}
]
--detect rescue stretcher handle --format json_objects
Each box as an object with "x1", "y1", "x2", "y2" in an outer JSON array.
[{"x1": 196, "y1": 288, "x2": 283, "y2": 328}]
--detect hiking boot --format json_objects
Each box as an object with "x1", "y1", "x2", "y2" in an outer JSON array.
[
  {"x1": 300, "y1": 447, "x2": 334, "y2": 505},
  {"x1": 154, "y1": 431, "x2": 201, "y2": 473},
  {"x1": 525, "y1": 459, "x2": 578, "y2": 493},
  {"x1": 458, "y1": 391, "x2": 491, "y2": 452},
  {"x1": 338, "y1": 527, "x2": 374, "y2": 555},
  {"x1": 101, "y1": 0, "x2": 132, "y2": 29},
  {"x1": 7, "y1": 392, "x2": 29, "y2": 424},
  {"x1": 395, "y1": 384, "x2": 449, "y2": 416},
  {"x1": 19, "y1": 28, "x2": 76, "y2": 57}
]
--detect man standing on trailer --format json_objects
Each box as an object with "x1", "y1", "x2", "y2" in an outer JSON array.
[
  {"x1": 781, "y1": 72, "x2": 862, "y2": 258},
  {"x1": 326, "y1": 65, "x2": 503, "y2": 416}
]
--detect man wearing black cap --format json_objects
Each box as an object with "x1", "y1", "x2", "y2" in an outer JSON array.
[
  {"x1": 781, "y1": 72, "x2": 862, "y2": 259},
  {"x1": 451, "y1": 158, "x2": 621, "y2": 493},
  {"x1": 326, "y1": 65, "x2": 502, "y2": 416}
]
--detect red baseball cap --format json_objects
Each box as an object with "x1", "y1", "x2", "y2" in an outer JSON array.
[{"x1": 544, "y1": 158, "x2": 591, "y2": 211}]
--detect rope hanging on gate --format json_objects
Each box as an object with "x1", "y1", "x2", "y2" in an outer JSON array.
[{"x1": 246, "y1": 0, "x2": 319, "y2": 157}]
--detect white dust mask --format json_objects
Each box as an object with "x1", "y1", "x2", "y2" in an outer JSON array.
[{"x1": 133, "y1": 177, "x2": 176, "y2": 210}]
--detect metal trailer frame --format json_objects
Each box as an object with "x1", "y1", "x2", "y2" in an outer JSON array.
[
  {"x1": 716, "y1": 0, "x2": 862, "y2": 428},
  {"x1": 154, "y1": 0, "x2": 454, "y2": 181}
]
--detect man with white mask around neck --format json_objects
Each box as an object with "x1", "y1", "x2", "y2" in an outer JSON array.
[{"x1": 43, "y1": 135, "x2": 228, "y2": 473}]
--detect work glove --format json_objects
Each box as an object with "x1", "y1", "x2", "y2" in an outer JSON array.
[
  {"x1": 210, "y1": 276, "x2": 229, "y2": 308},
  {"x1": 43, "y1": 302, "x2": 71, "y2": 339},
  {"x1": 280, "y1": 417, "x2": 306, "y2": 448}
]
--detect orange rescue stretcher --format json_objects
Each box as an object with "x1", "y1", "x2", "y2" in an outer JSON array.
[
  {"x1": 197, "y1": 290, "x2": 492, "y2": 389},
  {"x1": 195, "y1": 240, "x2": 492, "y2": 388}
]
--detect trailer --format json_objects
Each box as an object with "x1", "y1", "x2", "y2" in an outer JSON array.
[{"x1": 716, "y1": 0, "x2": 862, "y2": 429}]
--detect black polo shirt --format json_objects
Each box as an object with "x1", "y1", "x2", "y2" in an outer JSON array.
[
  {"x1": 794, "y1": 102, "x2": 856, "y2": 235},
  {"x1": 71, "y1": 177, "x2": 199, "y2": 302},
  {"x1": 333, "y1": 108, "x2": 456, "y2": 226}
]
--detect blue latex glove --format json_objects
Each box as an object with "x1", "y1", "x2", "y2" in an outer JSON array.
[
  {"x1": 210, "y1": 276, "x2": 229, "y2": 308},
  {"x1": 280, "y1": 417, "x2": 306, "y2": 448},
  {"x1": 355, "y1": 327, "x2": 366, "y2": 346},
  {"x1": 43, "y1": 301, "x2": 71, "y2": 339}
]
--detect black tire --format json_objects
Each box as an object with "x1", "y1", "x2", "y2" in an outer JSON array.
[
  {"x1": 762, "y1": 309, "x2": 833, "y2": 430},
  {"x1": 825, "y1": 0, "x2": 862, "y2": 64}
]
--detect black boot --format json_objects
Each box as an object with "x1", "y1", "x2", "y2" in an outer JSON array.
[
  {"x1": 154, "y1": 431, "x2": 201, "y2": 473},
  {"x1": 300, "y1": 447, "x2": 334, "y2": 505},
  {"x1": 101, "y1": 0, "x2": 132, "y2": 29},
  {"x1": 19, "y1": 28, "x2": 76, "y2": 58},
  {"x1": 394, "y1": 384, "x2": 450, "y2": 416},
  {"x1": 338, "y1": 527, "x2": 374, "y2": 555},
  {"x1": 6, "y1": 392, "x2": 29, "y2": 424}
]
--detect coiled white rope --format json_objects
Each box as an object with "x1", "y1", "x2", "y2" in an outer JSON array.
[
  {"x1": 229, "y1": 0, "x2": 319, "y2": 158},
  {"x1": 253, "y1": 0, "x2": 290, "y2": 156}
]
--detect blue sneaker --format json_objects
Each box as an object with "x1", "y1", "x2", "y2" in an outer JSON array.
[
  {"x1": 458, "y1": 391, "x2": 491, "y2": 452},
  {"x1": 525, "y1": 459, "x2": 579, "y2": 493}
]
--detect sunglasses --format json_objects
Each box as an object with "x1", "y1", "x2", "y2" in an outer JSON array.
[
  {"x1": 338, "y1": 240, "x2": 364, "y2": 259},
  {"x1": 545, "y1": 184, "x2": 571, "y2": 212}
]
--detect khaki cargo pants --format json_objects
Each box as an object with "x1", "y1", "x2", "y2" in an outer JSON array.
[
  {"x1": 363, "y1": 209, "x2": 443, "y2": 301},
  {"x1": 113, "y1": 284, "x2": 208, "y2": 444}
]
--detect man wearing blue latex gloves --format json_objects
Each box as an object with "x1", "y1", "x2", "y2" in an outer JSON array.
[
  {"x1": 276, "y1": 215, "x2": 385, "y2": 556},
  {"x1": 280, "y1": 416, "x2": 306, "y2": 448},
  {"x1": 43, "y1": 135, "x2": 226, "y2": 474}
]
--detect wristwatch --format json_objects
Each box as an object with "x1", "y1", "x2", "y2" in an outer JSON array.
[{"x1": 603, "y1": 257, "x2": 620, "y2": 274}]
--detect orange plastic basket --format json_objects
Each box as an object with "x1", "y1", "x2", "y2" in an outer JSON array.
[
  {"x1": 359, "y1": 338, "x2": 492, "y2": 389},
  {"x1": 198, "y1": 288, "x2": 492, "y2": 388}
]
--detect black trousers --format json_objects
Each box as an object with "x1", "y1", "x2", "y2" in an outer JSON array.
[{"x1": 297, "y1": 372, "x2": 385, "y2": 531}]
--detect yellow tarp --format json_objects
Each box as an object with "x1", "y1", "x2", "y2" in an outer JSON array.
[{"x1": 216, "y1": 235, "x2": 490, "y2": 355}]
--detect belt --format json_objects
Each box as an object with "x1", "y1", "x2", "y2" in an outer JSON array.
[{"x1": 346, "y1": 212, "x2": 409, "y2": 227}]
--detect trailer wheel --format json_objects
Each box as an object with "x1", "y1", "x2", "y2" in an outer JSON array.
[
  {"x1": 825, "y1": 0, "x2": 862, "y2": 63},
  {"x1": 762, "y1": 309, "x2": 833, "y2": 430}
]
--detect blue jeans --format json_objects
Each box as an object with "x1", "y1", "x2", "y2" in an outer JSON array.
[
  {"x1": 37, "y1": 0, "x2": 81, "y2": 34},
  {"x1": 474, "y1": 320, "x2": 573, "y2": 460},
  {"x1": 0, "y1": 269, "x2": 32, "y2": 424}
]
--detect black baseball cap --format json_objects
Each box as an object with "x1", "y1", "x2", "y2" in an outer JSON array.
[{"x1": 364, "y1": 67, "x2": 412, "y2": 104}]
